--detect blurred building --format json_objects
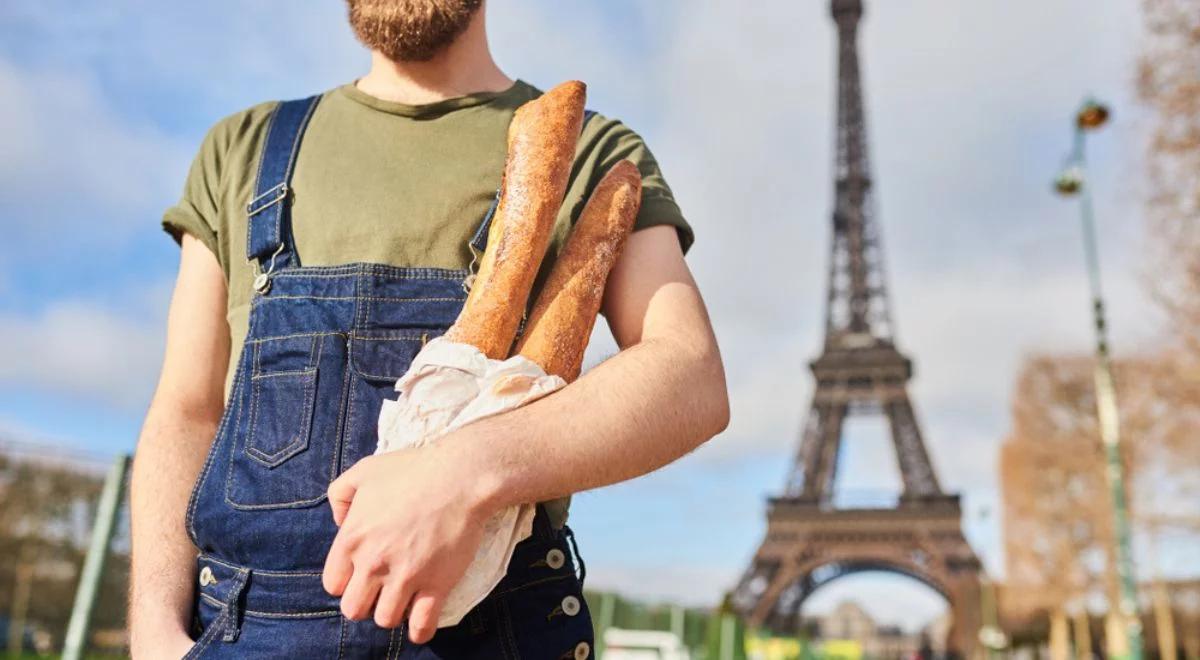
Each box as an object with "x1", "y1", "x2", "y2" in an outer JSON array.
[{"x1": 804, "y1": 600, "x2": 948, "y2": 660}]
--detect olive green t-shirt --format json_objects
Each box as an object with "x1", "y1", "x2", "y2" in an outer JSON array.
[{"x1": 162, "y1": 80, "x2": 692, "y2": 527}]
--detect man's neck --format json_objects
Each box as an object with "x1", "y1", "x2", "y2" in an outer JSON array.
[{"x1": 355, "y1": 11, "x2": 512, "y2": 106}]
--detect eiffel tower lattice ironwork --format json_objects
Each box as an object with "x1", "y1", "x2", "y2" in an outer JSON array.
[{"x1": 732, "y1": 0, "x2": 983, "y2": 655}]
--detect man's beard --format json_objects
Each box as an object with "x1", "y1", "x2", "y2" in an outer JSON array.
[{"x1": 346, "y1": 0, "x2": 483, "y2": 62}]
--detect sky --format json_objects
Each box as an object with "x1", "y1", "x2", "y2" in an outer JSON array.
[{"x1": 0, "y1": 0, "x2": 1159, "y2": 632}]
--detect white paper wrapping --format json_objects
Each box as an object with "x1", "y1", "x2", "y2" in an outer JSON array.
[{"x1": 375, "y1": 337, "x2": 566, "y2": 627}]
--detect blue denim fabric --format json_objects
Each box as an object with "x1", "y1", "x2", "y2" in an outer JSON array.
[{"x1": 183, "y1": 96, "x2": 594, "y2": 658}]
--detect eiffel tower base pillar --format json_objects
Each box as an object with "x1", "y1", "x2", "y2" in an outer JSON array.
[{"x1": 733, "y1": 499, "x2": 983, "y2": 658}]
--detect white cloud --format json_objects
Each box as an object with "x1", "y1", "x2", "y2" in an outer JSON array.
[
  {"x1": 0, "y1": 298, "x2": 165, "y2": 410},
  {"x1": 0, "y1": 60, "x2": 190, "y2": 242}
]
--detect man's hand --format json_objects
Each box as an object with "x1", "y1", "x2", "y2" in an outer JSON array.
[{"x1": 322, "y1": 444, "x2": 490, "y2": 644}]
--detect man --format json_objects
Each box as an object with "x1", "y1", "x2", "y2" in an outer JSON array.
[{"x1": 128, "y1": 0, "x2": 728, "y2": 657}]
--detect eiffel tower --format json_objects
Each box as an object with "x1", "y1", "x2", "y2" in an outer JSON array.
[{"x1": 732, "y1": 0, "x2": 982, "y2": 655}]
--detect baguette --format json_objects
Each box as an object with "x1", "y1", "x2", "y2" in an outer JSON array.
[
  {"x1": 515, "y1": 160, "x2": 642, "y2": 381},
  {"x1": 444, "y1": 80, "x2": 586, "y2": 358}
]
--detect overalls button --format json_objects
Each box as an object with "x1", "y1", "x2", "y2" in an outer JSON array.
[
  {"x1": 198, "y1": 566, "x2": 217, "y2": 587},
  {"x1": 546, "y1": 548, "x2": 565, "y2": 570},
  {"x1": 561, "y1": 595, "x2": 581, "y2": 617},
  {"x1": 574, "y1": 640, "x2": 590, "y2": 659},
  {"x1": 253, "y1": 273, "x2": 271, "y2": 294}
]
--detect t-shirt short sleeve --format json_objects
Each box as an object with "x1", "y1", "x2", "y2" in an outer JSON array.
[
  {"x1": 160, "y1": 103, "x2": 274, "y2": 278},
  {"x1": 161, "y1": 120, "x2": 228, "y2": 265},
  {"x1": 577, "y1": 113, "x2": 694, "y2": 254}
]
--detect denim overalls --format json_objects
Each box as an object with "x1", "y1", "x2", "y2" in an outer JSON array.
[{"x1": 183, "y1": 95, "x2": 594, "y2": 659}]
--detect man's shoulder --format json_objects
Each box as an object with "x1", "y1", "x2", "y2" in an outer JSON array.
[
  {"x1": 578, "y1": 109, "x2": 643, "y2": 151},
  {"x1": 196, "y1": 100, "x2": 280, "y2": 161},
  {"x1": 517, "y1": 80, "x2": 643, "y2": 146},
  {"x1": 190, "y1": 91, "x2": 335, "y2": 185}
]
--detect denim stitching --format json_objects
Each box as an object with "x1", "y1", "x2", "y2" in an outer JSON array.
[
  {"x1": 344, "y1": 355, "x2": 360, "y2": 470},
  {"x1": 256, "y1": 295, "x2": 464, "y2": 303},
  {"x1": 200, "y1": 554, "x2": 324, "y2": 576},
  {"x1": 223, "y1": 361, "x2": 327, "y2": 513},
  {"x1": 244, "y1": 368, "x2": 315, "y2": 467},
  {"x1": 250, "y1": 369, "x2": 315, "y2": 380},
  {"x1": 247, "y1": 331, "x2": 341, "y2": 345},
  {"x1": 337, "y1": 616, "x2": 348, "y2": 660},
  {"x1": 198, "y1": 594, "x2": 341, "y2": 619},
  {"x1": 333, "y1": 334, "x2": 353, "y2": 477},
  {"x1": 237, "y1": 334, "x2": 320, "y2": 476},
  {"x1": 245, "y1": 610, "x2": 341, "y2": 619},
  {"x1": 494, "y1": 574, "x2": 572, "y2": 598},
  {"x1": 266, "y1": 263, "x2": 469, "y2": 279},
  {"x1": 245, "y1": 101, "x2": 282, "y2": 262},
  {"x1": 498, "y1": 598, "x2": 520, "y2": 660},
  {"x1": 307, "y1": 333, "x2": 321, "y2": 369},
  {"x1": 182, "y1": 609, "x2": 228, "y2": 660},
  {"x1": 224, "y1": 491, "x2": 327, "y2": 511},
  {"x1": 185, "y1": 351, "x2": 249, "y2": 545},
  {"x1": 352, "y1": 270, "x2": 365, "y2": 331},
  {"x1": 321, "y1": 333, "x2": 344, "y2": 485},
  {"x1": 360, "y1": 279, "x2": 373, "y2": 333},
  {"x1": 275, "y1": 266, "x2": 463, "y2": 278},
  {"x1": 346, "y1": 337, "x2": 423, "y2": 381},
  {"x1": 273, "y1": 95, "x2": 318, "y2": 270},
  {"x1": 349, "y1": 331, "x2": 442, "y2": 341},
  {"x1": 386, "y1": 626, "x2": 398, "y2": 659}
]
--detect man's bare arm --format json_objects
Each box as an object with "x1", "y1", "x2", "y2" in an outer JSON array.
[
  {"x1": 128, "y1": 235, "x2": 230, "y2": 658},
  {"x1": 324, "y1": 225, "x2": 728, "y2": 642},
  {"x1": 452, "y1": 224, "x2": 728, "y2": 502}
]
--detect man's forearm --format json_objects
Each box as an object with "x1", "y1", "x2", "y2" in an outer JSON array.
[
  {"x1": 448, "y1": 325, "x2": 729, "y2": 512},
  {"x1": 128, "y1": 404, "x2": 218, "y2": 651}
]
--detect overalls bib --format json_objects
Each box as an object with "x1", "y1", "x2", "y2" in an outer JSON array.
[{"x1": 183, "y1": 95, "x2": 594, "y2": 660}]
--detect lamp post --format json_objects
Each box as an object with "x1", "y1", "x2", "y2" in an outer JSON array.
[
  {"x1": 1052, "y1": 98, "x2": 1143, "y2": 660},
  {"x1": 974, "y1": 506, "x2": 1007, "y2": 660}
]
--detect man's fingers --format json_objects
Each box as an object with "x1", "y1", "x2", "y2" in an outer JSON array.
[
  {"x1": 339, "y1": 569, "x2": 382, "y2": 621},
  {"x1": 328, "y1": 461, "x2": 365, "y2": 527},
  {"x1": 407, "y1": 592, "x2": 444, "y2": 644},
  {"x1": 373, "y1": 579, "x2": 414, "y2": 630},
  {"x1": 322, "y1": 532, "x2": 355, "y2": 597}
]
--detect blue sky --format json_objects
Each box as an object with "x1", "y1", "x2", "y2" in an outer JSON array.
[{"x1": 0, "y1": 0, "x2": 1160, "y2": 631}]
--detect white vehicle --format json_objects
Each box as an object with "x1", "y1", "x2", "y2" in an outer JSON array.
[{"x1": 602, "y1": 628, "x2": 691, "y2": 660}]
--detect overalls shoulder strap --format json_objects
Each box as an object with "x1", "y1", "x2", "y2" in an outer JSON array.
[{"x1": 246, "y1": 95, "x2": 322, "y2": 273}]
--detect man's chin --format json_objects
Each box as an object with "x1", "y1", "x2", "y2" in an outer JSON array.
[{"x1": 347, "y1": 0, "x2": 483, "y2": 62}]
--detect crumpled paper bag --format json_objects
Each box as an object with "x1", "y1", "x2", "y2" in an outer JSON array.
[{"x1": 375, "y1": 337, "x2": 566, "y2": 627}]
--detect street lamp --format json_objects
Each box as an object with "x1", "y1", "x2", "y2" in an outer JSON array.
[
  {"x1": 974, "y1": 506, "x2": 1008, "y2": 660},
  {"x1": 1052, "y1": 98, "x2": 1144, "y2": 660}
]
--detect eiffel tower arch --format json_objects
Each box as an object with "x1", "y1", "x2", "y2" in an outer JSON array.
[{"x1": 732, "y1": 0, "x2": 982, "y2": 655}]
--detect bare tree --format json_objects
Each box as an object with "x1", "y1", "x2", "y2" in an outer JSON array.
[
  {"x1": 1139, "y1": 0, "x2": 1200, "y2": 353},
  {"x1": 1000, "y1": 356, "x2": 1126, "y2": 620}
]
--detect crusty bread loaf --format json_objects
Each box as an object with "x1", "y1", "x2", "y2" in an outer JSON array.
[
  {"x1": 444, "y1": 80, "x2": 587, "y2": 358},
  {"x1": 515, "y1": 160, "x2": 642, "y2": 381}
]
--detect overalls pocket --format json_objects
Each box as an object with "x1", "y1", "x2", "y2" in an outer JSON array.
[
  {"x1": 342, "y1": 331, "x2": 426, "y2": 469},
  {"x1": 226, "y1": 334, "x2": 336, "y2": 509},
  {"x1": 245, "y1": 368, "x2": 316, "y2": 466}
]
